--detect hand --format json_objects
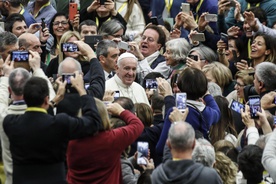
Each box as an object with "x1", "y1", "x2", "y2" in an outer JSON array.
[
  {"x1": 70, "y1": 71, "x2": 86, "y2": 95},
  {"x1": 105, "y1": 0, "x2": 115, "y2": 14},
  {"x1": 169, "y1": 107, "x2": 189, "y2": 122},
  {"x1": 188, "y1": 30, "x2": 200, "y2": 46},
  {"x1": 73, "y1": 41, "x2": 96, "y2": 60},
  {"x1": 128, "y1": 42, "x2": 144, "y2": 60},
  {"x1": 235, "y1": 59, "x2": 248, "y2": 70},
  {"x1": 87, "y1": 0, "x2": 100, "y2": 13},
  {"x1": 186, "y1": 55, "x2": 202, "y2": 70},
  {"x1": 182, "y1": 11, "x2": 198, "y2": 31},
  {"x1": 241, "y1": 105, "x2": 255, "y2": 127},
  {"x1": 3, "y1": 54, "x2": 14, "y2": 77},
  {"x1": 174, "y1": 12, "x2": 185, "y2": 29},
  {"x1": 198, "y1": 12, "x2": 209, "y2": 32},
  {"x1": 169, "y1": 28, "x2": 181, "y2": 39},
  {"x1": 53, "y1": 76, "x2": 66, "y2": 104},
  {"x1": 227, "y1": 26, "x2": 240, "y2": 38},
  {"x1": 70, "y1": 12, "x2": 80, "y2": 31},
  {"x1": 261, "y1": 91, "x2": 276, "y2": 109},
  {"x1": 255, "y1": 108, "x2": 268, "y2": 127},
  {"x1": 27, "y1": 23, "x2": 41, "y2": 34},
  {"x1": 145, "y1": 89, "x2": 155, "y2": 100},
  {"x1": 39, "y1": 26, "x2": 50, "y2": 43},
  {"x1": 28, "y1": 50, "x2": 41, "y2": 70},
  {"x1": 156, "y1": 77, "x2": 173, "y2": 97},
  {"x1": 139, "y1": 158, "x2": 155, "y2": 171},
  {"x1": 103, "y1": 90, "x2": 115, "y2": 102},
  {"x1": 218, "y1": 0, "x2": 231, "y2": 15},
  {"x1": 106, "y1": 102, "x2": 125, "y2": 116},
  {"x1": 217, "y1": 40, "x2": 227, "y2": 52},
  {"x1": 244, "y1": 11, "x2": 258, "y2": 32},
  {"x1": 234, "y1": 0, "x2": 242, "y2": 21}
]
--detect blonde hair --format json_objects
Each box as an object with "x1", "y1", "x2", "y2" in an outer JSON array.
[
  {"x1": 94, "y1": 98, "x2": 111, "y2": 131},
  {"x1": 213, "y1": 140, "x2": 235, "y2": 152},
  {"x1": 123, "y1": 0, "x2": 144, "y2": 22},
  {"x1": 214, "y1": 152, "x2": 238, "y2": 184},
  {"x1": 234, "y1": 69, "x2": 254, "y2": 86},
  {"x1": 202, "y1": 62, "x2": 232, "y2": 89},
  {"x1": 58, "y1": 31, "x2": 86, "y2": 64}
]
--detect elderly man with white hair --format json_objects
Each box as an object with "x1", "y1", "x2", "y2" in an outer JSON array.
[{"x1": 105, "y1": 52, "x2": 149, "y2": 105}]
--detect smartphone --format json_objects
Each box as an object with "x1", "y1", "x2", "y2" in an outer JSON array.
[
  {"x1": 61, "y1": 43, "x2": 79, "y2": 52},
  {"x1": 100, "y1": 0, "x2": 105, "y2": 5},
  {"x1": 228, "y1": 99, "x2": 244, "y2": 114},
  {"x1": 41, "y1": 18, "x2": 46, "y2": 30},
  {"x1": 137, "y1": 141, "x2": 149, "y2": 165},
  {"x1": 273, "y1": 116, "x2": 276, "y2": 125},
  {"x1": 191, "y1": 33, "x2": 205, "y2": 42},
  {"x1": 146, "y1": 79, "x2": 158, "y2": 90},
  {"x1": 117, "y1": 41, "x2": 130, "y2": 51},
  {"x1": 11, "y1": 51, "x2": 30, "y2": 71},
  {"x1": 62, "y1": 73, "x2": 75, "y2": 84},
  {"x1": 220, "y1": 32, "x2": 229, "y2": 49},
  {"x1": 232, "y1": 50, "x2": 240, "y2": 63},
  {"x1": 249, "y1": 95, "x2": 261, "y2": 119},
  {"x1": 114, "y1": 90, "x2": 120, "y2": 100},
  {"x1": 205, "y1": 14, "x2": 218, "y2": 22},
  {"x1": 181, "y1": 3, "x2": 190, "y2": 14},
  {"x1": 150, "y1": 16, "x2": 158, "y2": 25},
  {"x1": 175, "y1": 92, "x2": 187, "y2": 112},
  {"x1": 188, "y1": 54, "x2": 198, "y2": 61},
  {"x1": 69, "y1": 2, "x2": 78, "y2": 21},
  {"x1": 84, "y1": 35, "x2": 103, "y2": 50}
]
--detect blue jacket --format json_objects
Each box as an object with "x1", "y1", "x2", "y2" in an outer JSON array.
[{"x1": 156, "y1": 94, "x2": 220, "y2": 155}]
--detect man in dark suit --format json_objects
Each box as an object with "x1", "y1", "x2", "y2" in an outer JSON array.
[{"x1": 3, "y1": 73, "x2": 102, "y2": 184}]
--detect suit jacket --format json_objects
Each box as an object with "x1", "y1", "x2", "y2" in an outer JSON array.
[{"x1": 3, "y1": 95, "x2": 102, "y2": 184}]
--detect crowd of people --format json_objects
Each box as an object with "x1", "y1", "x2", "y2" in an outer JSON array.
[{"x1": 0, "y1": 0, "x2": 276, "y2": 183}]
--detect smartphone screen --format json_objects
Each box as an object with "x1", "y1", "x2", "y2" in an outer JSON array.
[
  {"x1": 137, "y1": 142, "x2": 149, "y2": 165},
  {"x1": 61, "y1": 43, "x2": 79, "y2": 52},
  {"x1": 228, "y1": 99, "x2": 244, "y2": 114},
  {"x1": 11, "y1": 51, "x2": 29, "y2": 62},
  {"x1": 84, "y1": 83, "x2": 90, "y2": 90},
  {"x1": 114, "y1": 90, "x2": 120, "y2": 100},
  {"x1": 175, "y1": 93, "x2": 187, "y2": 112},
  {"x1": 274, "y1": 116, "x2": 276, "y2": 125},
  {"x1": 249, "y1": 95, "x2": 261, "y2": 119},
  {"x1": 146, "y1": 79, "x2": 158, "y2": 90},
  {"x1": 62, "y1": 73, "x2": 75, "y2": 85}
]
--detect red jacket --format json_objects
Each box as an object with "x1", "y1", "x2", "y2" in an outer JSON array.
[{"x1": 66, "y1": 110, "x2": 144, "y2": 184}]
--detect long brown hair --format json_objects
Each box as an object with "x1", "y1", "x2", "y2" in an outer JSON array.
[{"x1": 209, "y1": 96, "x2": 237, "y2": 145}]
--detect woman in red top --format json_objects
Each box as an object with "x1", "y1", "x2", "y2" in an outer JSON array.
[{"x1": 66, "y1": 99, "x2": 144, "y2": 184}]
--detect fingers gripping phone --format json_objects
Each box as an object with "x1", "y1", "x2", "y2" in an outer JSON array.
[
  {"x1": 137, "y1": 142, "x2": 149, "y2": 165},
  {"x1": 248, "y1": 95, "x2": 261, "y2": 119}
]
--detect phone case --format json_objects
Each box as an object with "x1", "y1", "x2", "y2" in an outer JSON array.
[
  {"x1": 205, "y1": 14, "x2": 218, "y2": 22},
  {"x1": 181, "y1": 3, "x2": 190, "y2": 13},
  {"x1": 69, "y1": 3, "x2": 78, "y2": 20},
  {"x1": 191, "y1": 33, "x2": 205, "y2": 42},
  {"x1": 118, "y1": 41, "x2": 130, "y2": 51}
]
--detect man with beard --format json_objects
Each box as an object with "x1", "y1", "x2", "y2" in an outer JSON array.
[{"x1": 0, "y1": 0, "x2": 36, "y2": 26}]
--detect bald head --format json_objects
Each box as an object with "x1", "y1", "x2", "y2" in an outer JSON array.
[
  {"x1": 168, "y1": 121, "x2": 195, "y2": 152},
  {"x1": 18, "y1": 33, "x2": 42, "y2": 53},
  {"x1": 58, "y1": 57, "x2": 82, "y2": 75}
]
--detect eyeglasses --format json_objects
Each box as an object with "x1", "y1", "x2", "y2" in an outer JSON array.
[
  {"x1": 234, "y1": 80, "x2": 245, "y2": 87},
  {"x1": 53, "y1": 21, "x2": 69, "y2": 26},
  {"x1": 141, "y1": 35, "x2": 155, "y2": 42}
]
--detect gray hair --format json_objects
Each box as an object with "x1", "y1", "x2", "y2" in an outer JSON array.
[
  {"x1": 168, "y1": 121, "x2": 195, "y2": 152},
  {"x1": 96, "y1": 40, "x2": 118, "y2": 59},
  {"x1": 0, "y1": 32, "x2": 18, "y2": 52},
  {"x1": 255, "y1": 62, "x2": 276, "y2": 91},
  {"x1": 98, "y1": 19, "x2": 125, "y2": 37},
  {"x1": 208, "y1": 82, "x2": 222, "y2": 97},
  {"x1": 192, "y1": 138, "x2": 215, "y2": 167},
  {"x1": 8, "y1": 68, "x2": 31, "y2": 96},
  {"x1": 58, "y1": 57, "x2": 82, "y2": 75},
  {"x1": 165, "y1": 38, "x2": 191, "y2": 62},
  {"x1": 189, "y1": 45, "x2": 217, "y2": 63}
]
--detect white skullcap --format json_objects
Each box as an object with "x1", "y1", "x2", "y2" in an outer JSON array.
[{"x1": 117, "y1": 52, "x2": 138, "y2": 63}]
